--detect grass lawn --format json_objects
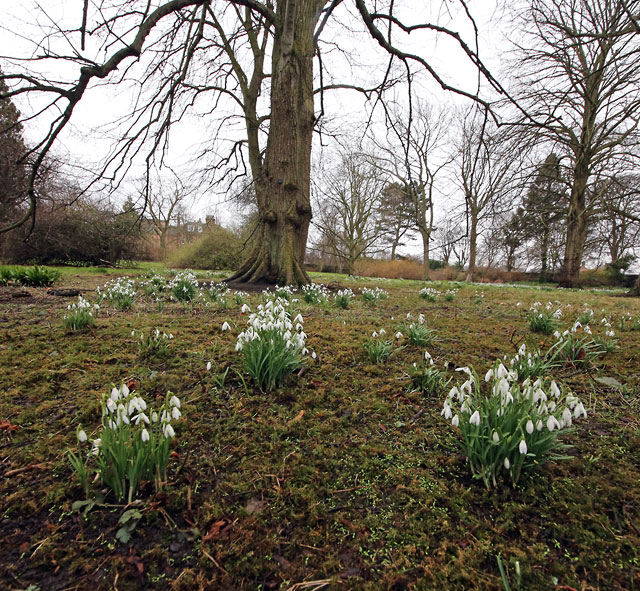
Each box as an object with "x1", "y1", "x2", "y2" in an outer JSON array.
[{"x1": 1, "y1": 267, "x2": 639, "y2": 591}]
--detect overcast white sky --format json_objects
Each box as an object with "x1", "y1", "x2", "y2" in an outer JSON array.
[{"x1": 0, "y1": 0, "x2": 508, "y2": 256}]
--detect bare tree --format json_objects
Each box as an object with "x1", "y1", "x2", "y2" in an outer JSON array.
[
  {"x1": 142, "y1": 177, "x2": 193, "y2": 259},
  {"x1": 513, "y1": 0, "x2": 640, "y2": 287},
  {"x1": 314, "y1": 151, "x2": 387, "y2": 275},
  {"x1": 370, "y1": 102, "x2": 452, "y2": 280},
  {"x1": 454, "y1": 109, "x2": 523, "y2": 282},
  {"x1": 0, "y1": 0, "x2": 512, "y2": 285}
]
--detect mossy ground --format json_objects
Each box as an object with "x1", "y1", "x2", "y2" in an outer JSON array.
[{"x1": 1, "y1": 270, "x2": 639, "y2": 591}]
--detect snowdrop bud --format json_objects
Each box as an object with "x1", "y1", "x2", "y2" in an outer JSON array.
[
  {"x1": 451, "y1": 414, "x2": 460, "y2": 427},
  {"x1": 221, "y1": 321, "x2": 231, "y2": 331},
  {"x1": 562, "y1": 408, "x2": 572, "y2": 426},
  {"x1": 131, "y1": 330, "x2": 135, "y2": 337},
  {"x1": 504, "y1": 457, "x2": 510, "y2": 470},
  {"x1": 485, "y1": 369, "x2": 493, "y2": 383},
  {"x1": 141, "y1": 428, "x2": 150, "y2": 442},
  {"x1": 77, "y1": 429, "x2": 87, "y2": 443},
  {"x1": 536, "y1": 420, "x2": 543, "y2": 431},
  {"x1": 492, "y1": 431, "x2": 499, "y2": 443},
  {"x1": 206, "y1": 361, "x2": 212, "y2": 371},
  {"x1": 311, "y1": 351, "x2": 317, "y2": 360},
  {"x1": 526, "y1": 420, "x2": 534, "y2": 435},
  {"x1": 469, "y1": 410, "x2": 481, "y2": 426},
  {"x1": 519, "y1": 439, "x2": 528, "y2": 454},
  {"x1": 152, "y1": 411, "x2": 158, "y2": 423},
  {"x1": 110, "y1": 387, "x2": 120, "y2": 401}
]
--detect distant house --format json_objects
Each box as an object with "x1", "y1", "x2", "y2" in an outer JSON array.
[{"x1": 168, "y1": 215, "x2": 216, "y2": 246}]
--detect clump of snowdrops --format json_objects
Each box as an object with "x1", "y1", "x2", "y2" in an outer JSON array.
[
  {"x1": 64, "y1": 295, "x2": 99, "y2": 331},
  {"x1": 133, "y1": 328, "x2": 174, "y2": 359},
  {"x1": 234, "y1": 299, "x2": 311, "y2": 391},
  {"x1": 361, "y1": 286, "x2": 388, "y2": 305},
  {"x1": 169, "y1": 270, "x2": 199, "y2": 303},
  {"x1": 506, "y1": 343, "x2": 557, "y2": 381},
  {"x1": 333, "y1": 288, "x2": 354, "y2": 309},
  {"x1": 419, "y1": 287, "x2": 439, "y2": 302},
  {"x1": 363, "y1": 329, "x2": 393, "y2": 363},
  {"x1": 97, "y1": 277, "x2": 137, "y2": 310},
  {"x1": 301, "y1": 283, "x2": 330, "y2": 305},
  {"x1": 526, "y1": 301, "x2": 561, "y2": 335},
  {"x1": 409, "y1": 351, "x2": 450, "y2": 396},
  {"x1": 403, "y1": 313, "x2": 438, "y2": 347},
  {"x1": 442, "y1": 361, "x2": 587, "y2": 489},
  {"x1": 549, "y1": 321, "x2": 606, "y2": 364},
  {"x1": 69, "y1": 384, "x2": 182, "y2": 503}
]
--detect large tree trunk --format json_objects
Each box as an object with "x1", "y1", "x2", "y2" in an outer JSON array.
[
  {"x1": 539, "y1": 225, "x2": 549, "y2": 282},
  {"x1": 230, "y1": 1, "x2": 320, "y2": 285},
  {"x1": 559, "y1": 158, "x2": 590, "y2": 287},
  {"x1": 420, "y1": 227, "x2": 431, "y2": 281},
  {"x1": 465, "y1": 212, "x2": 478, "y2": 282}
]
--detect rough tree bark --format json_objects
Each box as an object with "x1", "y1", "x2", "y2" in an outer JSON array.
[{"x1": 229, "y1": 0, "x2": 320, "y2": 285}]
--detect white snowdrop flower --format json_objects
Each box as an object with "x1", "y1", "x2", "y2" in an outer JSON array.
[
  {"x1": 536, "y1": 420, "x2": 543, "y2": 431},
  {"x1": 395, "y1": 331, "x2": 403, "y2": 339},
  {"x1": 526, "y1": 420, "x2": 534, "y2": 435},
  {"x1": 241, "y1": 304, "x2": 250, "y2": 313},
  {"x1": 110, "y1": 387, "x2": 120, "y2": 401},
  {"x1": 169, "y1": 334, "x2": 173, "y2": 339},
  {"x1": 163, "y1": 423, "x2": 175, "y2": 438},
  {"x1": 91, "y1": 438, "x2": 101, "y2": 455},
  {"x1": 221, "y1": 321, "x2": 231, "y2": 331},
  {"x1": 504, "y1": 457, "x2": 511, "y2": 470},
  {"x1": 311, "y1": 351, "x2": 317, "y2": 360},
  {"x1": 235, "y1": 341, "x2": 243, "y2": 351},
  {"x1": 547, "y1": 415, "x2": 558, "y2": 432},
  {"x1": 562, "y1": 407, "x2": 572, "y2": 426},
  {"x1": 448, "y1": 386, "x2": 459, "y2": 399},
  {"x1": 171, "y1": 407, "x2": 181, "y2": 420},
  {"x1": 77, "y1": 429, "x2": 88, "y2": 443},
  {"x1": 152, "y1": 411, "x2": 158, "y2": 423},
  {"x1": 584, "y1": 325, "x2": 592, "y2": 334},
  {"x1": 574, "y1": 402, "x2": 587, "y2": 419},
  {"x1": 492, "y1": 431, "x2": 499, "y2": 443},
  {"x1": 496, "y1": 364, "x2": 508, "y2": 379},
  {"x1": 207, "y1": 361, "x2": 212, "y2": 371},
  {"x1": 293, "y1": 314, "x2": 303, "y2": 324},
  {"x1": 485, "y1": 369, "x2": 493, "y2": 383},
  {"x1": 553, "y1": 330, "x2": 561, "y2": 339},
  {"x1": 519, "y1": 439, "x2": 528, "y2": 454},
  {"x1": 455, "y1": 367, "x2": 472, "y2": 377},
  {"x1": 372, "y1": 331, "x2": 378, "y2": 338},
  {"x1": 379, "y1": 328, "x2": 386, "y2": 335},
  {"x1": 141, "y1": 429, "x2": 150, "y2": 442},
  {"x1": 550, "y1": 381, "x2": 561, "y2": 398},
  {"x1": 131, "y1": 330, "x2": 135, "y2": 337},
  {"x1": 406, "y1": 312, "x2": 412, "y2": 320},
  {"x1": 441, "y1": 402, "x2": 453, "y2": 420},
  {"x1": 451, "y1": 414, "x2": 460, "y2": 427},
  {"x1": 106, "y1": 398, "x2": 117, "y2": 413},
  {"x1": 469, "y1": 410, "x2": 481, "y2": 426}
]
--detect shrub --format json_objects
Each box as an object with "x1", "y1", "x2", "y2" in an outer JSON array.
[
  {"x1": 235, "y1": 300, "x2": 310, "y2": 391},
  {"x1": 167, "y1": 225, "x2": 244, "y2": 270},
  {"x1": 20, "y1": 265, "x2": 61, "y2": 286},
  {"x1": 69, "y1": 384, "x2": 182, "y2": 502},
  {"x1": 442, "y1": 364, "x2": 587, "y2": 489}
]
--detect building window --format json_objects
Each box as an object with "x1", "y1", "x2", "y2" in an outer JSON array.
[
  {"x1": 198, "y1": 225, "x2": 203, "y2": 233},
  {"x1": 187, "y1": 224, "x2": 194, "y2": 232}
]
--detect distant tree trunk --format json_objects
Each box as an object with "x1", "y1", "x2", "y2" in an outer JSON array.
[
  {"x1": 466, "y1": 211, "x2": 478, "y2": 282},
  {"x1": 230, "y1": 1, "x2": 319, "y2": 285},
  {"x1": 539, "y1": 225, "x2": 550, "y2": 282}
]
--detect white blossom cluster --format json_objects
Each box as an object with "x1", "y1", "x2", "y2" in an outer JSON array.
[
  {"x1": 441, "y1": 365, "x2": 587, "y2": 433},
  {"x1": 362, "y1": 286, "x2": 389, "y2": 301},
  {"x1": 235, "y1": 298, "x2": 309, "y2": 355},
  {"x1": 301, "y1": 283, "x2": 330, "y2": 303},
  {"x1": 97, "y1": 277, "x2": 137, "y2": 302},
  {"x1": 419, "y1": 287, "x2": 439, "y2": 300},
  {"x1": 65, "y1": 295, "x2": 100, "y2": 317}
]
